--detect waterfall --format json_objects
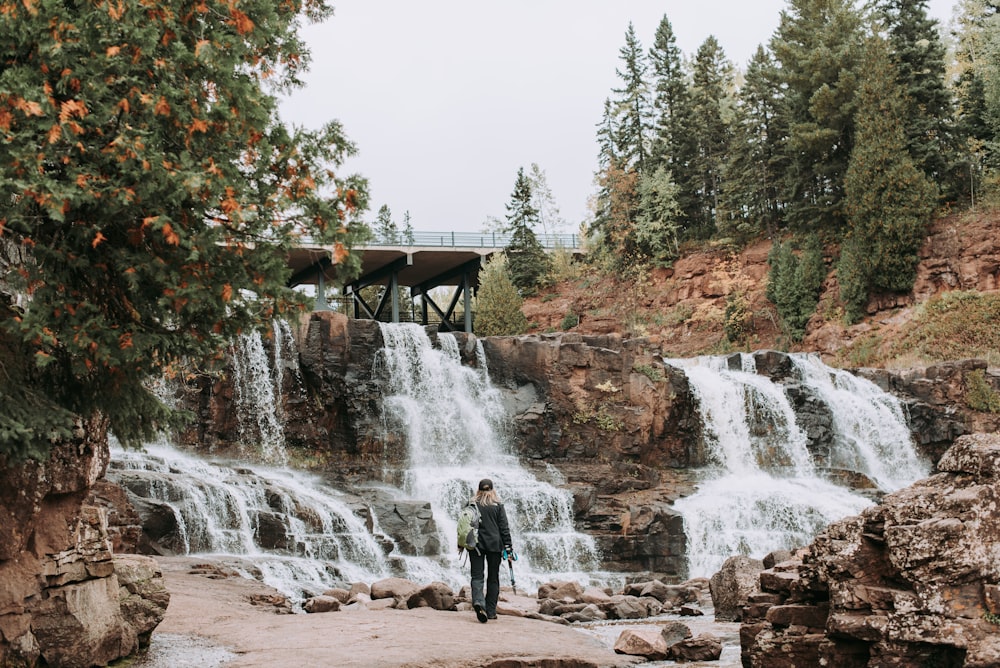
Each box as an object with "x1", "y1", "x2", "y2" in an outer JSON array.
[
  {"x1": 790, "y1": 354, "x2": 927, "y2": 489},
  {"x1": 230, "y1": 321, "x2": 292, "y2": 464},
  {"x1": 110, "y1": 441, "x2": 390, "y2": 607},
  {"x1": 376, "y1": 323, "x2": 603, "y2": 588},
  {"x1": 670, "y1": 353, "x2": 927, "y2": 577}
]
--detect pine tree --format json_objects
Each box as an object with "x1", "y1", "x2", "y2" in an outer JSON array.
[
  {"x1": 635, "y1": 166, "x2": 681, "y2": 264},
  {"x1": 374, "y1": 205, "x2": 399, "y2": 244},
  {"x1": 611, "y1": 23, "x2": 653, "y2": 173},
  {"x1": 688, "y1": 36, "x2": 735, "y2": 239},
  {"x1": 504, "y1": 168, "x2": 550, "y2": 294},
  {"x1": 648, "y1": 15, "x2": 699, "y2": 236},
  {"x1": 720, "y1": 46, "x2": 787, "y2": 242},
  {"x1": 841, "y1": 37, "x2": 938, "y2": 322},
  {"x1": 877, "y1": 0, "x2": 960, "y2": 194},
  {"x1": 401, "y1": 210, "x2": 415, "y2": 244},
  {"x1": 952, "y1": 0, "x2": 1000, "y2": 175},
  {"x1": 0, "y1": 0, "x2": 367, "y2": 457},
  {"x1": 766, "y1": 235, "x2": 826, "y2": 341},
  {"x1": 474, "y1": 253, "x2": 528, "y2": 337},
  {"x1": 770, "y1": 0, "x2": 866, "y2": 233}
]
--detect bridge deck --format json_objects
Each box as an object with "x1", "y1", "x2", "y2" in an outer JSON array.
[{"x1": 287, "y1": 231, "x2": 580, "y2": 289}]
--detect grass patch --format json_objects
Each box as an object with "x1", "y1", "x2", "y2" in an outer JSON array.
[
  {"x1": 633, "y1": 362, "x2": 664, "y2": 382},
  {"x1": 889, "y1": 291, "x2": 1000, "y2": 365}
]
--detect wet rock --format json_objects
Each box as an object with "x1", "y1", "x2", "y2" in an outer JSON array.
[
  {"x1": 406, "y1": 582, "x2": 455, "y2": 611},
  {"x1": 613, "y1": 628, "x2": 668, "y2": 660},
  {"x1": 303, "y1": 595, "x2": 340, "y2": 613},
  {"x1": 115, "y1": 555, "x2": 169, "y2": 647},
  {"x1": 370, "y1": 577, "x2": 420, "y2": 602},
  {"x1": 660, "y1": 620, "x2": 692, "y2": 646},
  {"x1": 741, "y1": 433, "x2": 1000, "y2": 667},
  {"x1": 710, "y1": 555, "x2": 764, "y2": 622},
  {"x1": 668, "y1": 632, "x2": 723, "y2": 662}
]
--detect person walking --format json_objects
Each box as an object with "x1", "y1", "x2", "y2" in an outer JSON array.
[{"x1": 468, "y1": 478, "x2": 513, "y2": 623}]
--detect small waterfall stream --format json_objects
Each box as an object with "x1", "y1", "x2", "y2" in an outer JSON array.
[
  {"x1": 230, "y1": 322, "x2": 292, "y2": 465},
  {"x1": 376, "y1": 323, "x2": 603, "y2": 589},
  {"x1": 670, "y1": 353, "x2": 928, "y2": 577}
]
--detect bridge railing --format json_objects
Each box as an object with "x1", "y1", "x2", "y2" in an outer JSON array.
[{"x1": 364, "y1": 231, "x2": 580, "y2": 250}]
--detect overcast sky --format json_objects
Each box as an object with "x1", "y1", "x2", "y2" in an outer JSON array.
[{"x1": 280, "y1": 1, "x2": 959, "y2": 235}]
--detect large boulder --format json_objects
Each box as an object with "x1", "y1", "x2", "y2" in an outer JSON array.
[
  {"x1": 742, "y1": 433, "x2": 1000, "y2": 668},
  {"x1": 0, "y1": 418, "x2": 166, "y2": 667},
  {"x1": 613, "y1": 628, "x2": 668, "y2": 661},
  {"x1": 710, "y1": 555, "x2": 764, "y2": 622}
]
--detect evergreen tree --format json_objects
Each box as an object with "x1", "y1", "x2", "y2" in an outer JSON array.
[
  {"x1": 688, "y1": 36, "x2": 735, "y2": 238},
  {"x1": 770, "y1": 0, "x2": 866, "y2": 233},
  {"x1": 374, "y1": 205, "x2": 399, "y2": 244},
  {"x1": 592, "y1": 160, "x2": 643, "y2": 269},
  {"x1": 504, "y1": 168, "x2": 550, "y2": 294},
  {"x1": 841, "y1": 37, "x2": 938, "y2": 322},
  {"x1": 474, "y1": 253, "x2": 528, "y2": 337},
  {"x1": 635, "y1": 166, "x2": 681, "y2": 264},
  {"x1": 401, "y1": 210, "x2": 415, "y2": 245},
  {"x1": 648, "y1": 15, "x2": 699, "y2": 235},
  {"x1": 952, "y1": 0, "x2": 1000, "y2": 175},
  {"x1": 720, "y1": 46, "x2": 787, "y2": 242},
  {"x1": 877, "y1": 0, "x2": 960, "y2": 194},
  {"x1": 955, "y1": 0, "x2": 997, "y2": 172},
  {"x1": 0, "y1": 0, "x2": 367, "y2": 457},
  {"x1": 611, "y1": 23, "x2": 653, "y2": 172},
  {"x1": 766, "y1": 235, "x2": 826, "y2": 341}
]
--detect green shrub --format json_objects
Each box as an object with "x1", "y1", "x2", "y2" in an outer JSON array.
[
  {"x1": 560, "y1": 310, "x2": 579, "y2": 331},
  {"x1": 633, "y1": 363, "x2": 664, "y2": 382},
  {"x1": 724, "y1": 292, "x2": 752, "y2": 343},
  {"x1": 965, "y1": 369, "x2": 1000, "y2": 413}
]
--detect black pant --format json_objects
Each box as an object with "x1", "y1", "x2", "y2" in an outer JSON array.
[{"x1": 469, "y1": 550, "x2": 502, "y2": 616}]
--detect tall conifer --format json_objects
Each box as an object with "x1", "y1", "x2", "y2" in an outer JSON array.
[
  {"x1": 770, "y1": 0, "x2": 865, "y2": 233},
  {"x1": 841, "y1": 37, "x2": 937, "y2": 321},
  {"x1": 689, "y1": 36, "x2": 735, "y2": 238},
  {"x1": 648, "y1": 15, "x2": 699, "y2": 236}
]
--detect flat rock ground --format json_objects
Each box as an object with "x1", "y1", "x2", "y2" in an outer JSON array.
[{"x1": 130, "y1": 557, "x2": 741, "y2": 668}]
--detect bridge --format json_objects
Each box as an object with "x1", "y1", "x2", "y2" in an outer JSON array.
[{"x1": 286, "y1": 231, "x2": 581, "y2": 332}]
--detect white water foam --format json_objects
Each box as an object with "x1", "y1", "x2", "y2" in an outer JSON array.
[
  {"x1": 670, "y1": 353, "x2": 926, "y2": 577},
  {"x1": 376, "y1": 323, "x2": 604, "y2": 589},
  {"x1": 111, "y1": 441, "x2": 390, "y2": 606},
  {"x1": 230, "y1": 323, "x2": 288, "y2": 465}
]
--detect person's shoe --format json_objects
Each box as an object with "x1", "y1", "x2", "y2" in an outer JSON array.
[
  {"x1": 474, "y1": 604, "x2": 488, "y2": 623},
  {"x1": 487, "y1": 613, "x2": 497, "y2": 620}
]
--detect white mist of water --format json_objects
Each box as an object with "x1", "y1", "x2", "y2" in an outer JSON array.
[
  {"x1": 377, "y1": 323, "x2": 602, "y2": 589},
  {"x1": 230, "y1": 322, "x2": 290, "y2": 465},
  {"x1": 670, "y1": 353, "x2": 925, "y2": 577},
  {"x1": 111, "y1": 441, "x2": 390, "y2": 606}
]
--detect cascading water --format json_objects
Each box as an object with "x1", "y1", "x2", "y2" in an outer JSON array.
[
  {"x1": 376, "y1": 323, "x2": 603, "y2": 589},
  {"x1": 670, "y1": 354, "x2": 927, "y2": 577},
  {"x1": 110, "y1": 441, "x2": 391, "y2": 606},
  {"x1": 791, "y1": 354, "x2": 926, "y2": 489},
  {"x1": 230, "y1": 321, "x2": 292, "y2": 464}
]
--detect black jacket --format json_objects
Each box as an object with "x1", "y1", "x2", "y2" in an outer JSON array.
[{"x1": 475, "y1": 502, "x2": 512, "y2": 554}]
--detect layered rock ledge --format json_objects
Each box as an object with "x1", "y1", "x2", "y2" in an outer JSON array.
[{"x1": 741, "y1": 432, "x2": 1000, "y2": 668}]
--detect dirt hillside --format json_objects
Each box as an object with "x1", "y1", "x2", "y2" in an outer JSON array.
[{"x1": 522, "y1": 208, "x2": 1000, "y2": 366}]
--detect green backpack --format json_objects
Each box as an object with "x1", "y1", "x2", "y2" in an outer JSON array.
[{"x1": 456, "y1": 502, "x2": 481, "y2": 553}]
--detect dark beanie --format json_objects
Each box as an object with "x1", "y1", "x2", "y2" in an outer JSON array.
[{"x1": 478, "y1": 478, "x2": 493, "y2": 491}]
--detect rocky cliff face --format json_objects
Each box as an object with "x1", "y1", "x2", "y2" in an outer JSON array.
[
  {"x1": 168, "y1": 312, "x2": 984, "y2": 579},
  {"x1": 740, "y1": 432, "x2": 1000, "y2": 668},
  {"x1": 0, "y1": 420, "x2": 168, "y2": 667}
]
